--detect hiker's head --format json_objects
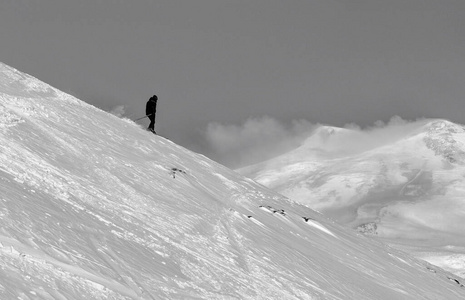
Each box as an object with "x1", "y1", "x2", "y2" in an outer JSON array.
[{"x1": 151, "y1": 95, "x2": 158, "y2": 102}]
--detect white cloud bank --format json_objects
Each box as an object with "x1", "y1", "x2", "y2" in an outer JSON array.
[
  {"x1": 204, "y1": 116, "x2": 429, "y2": 168},
  {"x1": 204, "y1": 116, "x2": 317, "y2": 168},
  {"x1": 309, "y1": 115, "x2": 430, "y2": 156}
]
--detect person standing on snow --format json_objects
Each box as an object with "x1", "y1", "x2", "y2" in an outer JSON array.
[{"x1": 146, "y1": 95, "x2": 158, "y2": 134}]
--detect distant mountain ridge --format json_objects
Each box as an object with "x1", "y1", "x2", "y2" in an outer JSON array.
[{"x1": 239, "y1": 119, "x2": 465, "y2": 277}]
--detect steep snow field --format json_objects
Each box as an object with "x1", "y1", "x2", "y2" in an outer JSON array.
[
  {"x1": 239, "y1": 118, "x2": 465, "y2": 279},
  {"x1": 1, "y1": 62, "x2": 464, "y2": 299}
]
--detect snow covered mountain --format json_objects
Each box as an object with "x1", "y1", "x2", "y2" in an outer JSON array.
[
  {"x1": 1, "y1": 62, "x2": 464, "y2": 299},
  {"x1": 239, "y1": 119, "x2": 465, "y2": 278}
]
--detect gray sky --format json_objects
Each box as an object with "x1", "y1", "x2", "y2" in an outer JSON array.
[{"x1": 2, "y1": 0, "x2": 465, "y2": 167}]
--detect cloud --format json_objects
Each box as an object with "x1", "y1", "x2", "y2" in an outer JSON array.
[
  {"x1": 204, "y1": 116, "x2": 318, "y2": 168},
  {"x1": 109, "y1": 105, "x2": 126, "y2": 117},
  {"x1": 336, "y1": 116, "x2": 428, "y2": 154},
  {"x1": 203, "y1": 115, "x2": 430, "y2": 169}
]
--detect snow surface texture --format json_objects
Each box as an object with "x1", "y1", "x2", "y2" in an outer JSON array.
[
  {"x1": 239, "y1": 119, "x2": 465, "y2": 279},
  {"x1": 0, "y1": 62, "x2": 464, "y2": 299}
]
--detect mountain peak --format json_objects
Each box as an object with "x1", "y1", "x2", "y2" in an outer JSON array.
[
  {"x1": 412, "y1": 119, "x2": 465, "y2": 164},
  {"x1": 424, "y1": 119, "x2": 465, "y2": 134}
]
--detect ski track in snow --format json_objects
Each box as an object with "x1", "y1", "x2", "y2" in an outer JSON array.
[{"x1": 303, "y1": 219, "x2": 338, "y2": 238}]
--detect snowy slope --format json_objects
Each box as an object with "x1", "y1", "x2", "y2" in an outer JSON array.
[
  {"x1": 239, "y1": 120, "x2": 465, "y2": 278},
  {"x1": 1, "y1": 62, "x2": 464, "y2": 299}
]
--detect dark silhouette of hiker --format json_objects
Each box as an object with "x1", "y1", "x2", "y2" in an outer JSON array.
[{"x1": 146, "y1": 95, "x2": 157, "y2": 133}]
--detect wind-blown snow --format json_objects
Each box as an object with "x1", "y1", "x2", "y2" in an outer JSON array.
[{"x1": 1, "y1": 62, "x2": 464, "y2": 299}]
